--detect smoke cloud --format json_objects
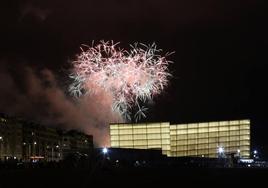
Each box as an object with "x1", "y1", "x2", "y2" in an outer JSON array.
[{"x1": 0, "y1": 60, "x2": 123, "y2": 146}]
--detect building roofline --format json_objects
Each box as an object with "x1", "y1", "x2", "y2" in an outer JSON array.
[{"x1": 110, "y1": 119, "x2": 250, "y2": 126}]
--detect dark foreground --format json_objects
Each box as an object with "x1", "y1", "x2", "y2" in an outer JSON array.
[{"x1": 1, "y1": 166, "x2": 268, "y2": 188}]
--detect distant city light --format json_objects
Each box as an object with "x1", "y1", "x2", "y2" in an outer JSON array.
[
  {"x1": 237, "y1": 149, "x2": 240, "y2": 153},
  {"x1": 218, "y1": 146, "x2": 224, "y2": 153},
  {"x1": 56, "y1": 145, "x2": 59, "y2": 148},
  {"x1": 254, "y1": 150, "x2": 258, "y2": 154},
  {"x1": 239, "y1": 159, "x2": 254, "y2": 163},
  {"x1": 102, "y1": 147, "x2": 108, "y2": 154},
  {"x1": 0, "y1": 136, "x2": 2, "y2": 140},
  {"x1": 34, "y1": 141, "x2": 37, "y2": 145}
]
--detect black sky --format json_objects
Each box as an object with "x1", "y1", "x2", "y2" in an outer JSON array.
[{"x1": 1, "y1": 0, "x2": 268, "y2": 154}]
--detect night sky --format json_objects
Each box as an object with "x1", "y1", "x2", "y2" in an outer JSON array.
[{"x1": 1, "y1": 1, "x2": 267, "y2": 154}]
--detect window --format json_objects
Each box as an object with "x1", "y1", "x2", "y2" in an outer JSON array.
[
  {"x1": 230, "y1": 120, "x2": 239, "y2": 125},
  {"x1": 176, "y1": 151, "x2": 187, "y2": 156},
  {"x1": 240, "y1": 120, "x2": 250, "y2": 124},
  {"x1": 229, "y1": 141, "x2": 239, "y2": 147},
  {"x1": 240, "y1": 135, "x2": 250, "y2": 141},
  {"x1": 188, "y1": 134, "x2": 197, "y2": 139},
  {"x1": 198, "y1": 138, "x2": 208, "y2": 144},
  {"x1": 176, "y1": 140, "x2": 187, "y2": 145},
  {"x1": 133, "y1": 134, "x2": 147, "y2": 140},
  {"x1": 188, "y1": 150, "x2": 197, "y2": 156},
  {"x1": 198, "y1": 128, "x2": 208, "y2": 133},
  {"x1": 110, "y1": 125, "x2": 118, "y2": 129},
  {"x1": 219, "y1": 121, "x2": 229, "y2": 126},
  {"x1": 209, "y1": 143, "x2": 218, "y2": 148},
  {"x1": 219, "y1": 137, "x2": 228, "y2": 142},
  {"x1": 177, "y1": 129, "x2": 187, "y2": 134},
  {"x1": 161, "y1": 127, "x2": 169, "y2": 133},
  {"x1": 119, "y1": 129, "x2": 132, "y2": 134},
  {"x1": 147, "y1": 128, "x2": 161, "y2": 134},
  {"x1": 147, "y1": 134, "x2": 161, "y2": 139},
  {"x1": 188, "y1": 145, "x2": 197, "y2": 150},
  {"x1": 177, "y1": 145, "x2": 187, "y2": 151},
  {"x1": 133, "y1": 128, "x2": 146, "y2": 134},
  {"x1": 161, "y1": 133, "x2": 170, "y2": 139},
  {"x1": 188, "y1": 124, "x2": 198, "y2": 129},
  {"x1": 230, "y1": 126, "x2": 239, "y2": 131},
  {"x1": 188, "y1": 139, "x2": 197, "y2": 144},
  {"x1": 111, "y1": 141, "x2": 119, "y2": 146},
  {"x1": 188, "y1": 128, "x2": 197, "y2": 134},
  {"x1": 161, "y1": 139, "x2": 170, "y2": 144},
  {"x1": 240, "y1": 140, "x2": 250, "y2": 146},
  {"x1": 177, "y1": 135, "x2": 187, "y2": 140},
  {"x1": 209, "y1": 132, "x2": 218, "y2": 137},
  {"x1": 208, "y1": 137, "x2": 218, "y2": 143},
  {"x1": 148, "y1": 140, "x2": 161, "y2": 145},
  {"x1": 134, "y1": 140, "x2": 147, "y2": 146},
  {"x1": 177, "y1": 124, "x2": 187, "y2": 129},
  {"x1": 219, "y1": 126, "x2": 229, "y2": 131},
  {"x1": 120, "y1": 140, "x2": 133, "y2": 146},
  {"x1": 240, "y1": 130, "x2": 250, "y2": 135},
  {"x1": 240, "y1": 124, "x2": 250, "y2": 130},
  {"x1": 198, "y1": 149, "x2": 208, "y2": 155},
  {"x1": 219, "y1": 131, "x2": 229, "y2": 137},
  {"x1": 229, "y1": 136, "x2": 239, "y2": 141},
  {"x1": 197, "y1": 144, "x2": 208, "y2": 149},
  {"x1": 111, "y1": 135, "x2": 119, "y2": 141},
  {"x1": 230, "y1": 130, "x2": 239, "y2": 136},
  {"x1": 198, "y1": 133, "x2": 208, "y2": 138},
  {"x1": 119, "y1": 135, "x2": 133, "y2": 140}
]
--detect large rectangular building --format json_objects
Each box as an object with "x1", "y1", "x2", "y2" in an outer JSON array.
[
  {"x1": 110, "y1": 122, "x2": 170, "y2": 156},
  {"x1": 109, "y1": 120, "x2": 250, "y2": 158}
]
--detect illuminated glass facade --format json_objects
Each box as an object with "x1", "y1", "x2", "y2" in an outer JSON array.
[
  {"x1": 110, "y1": 122, "x2": 170, "y2": 156},
  {"x1": 110, "y1": 120, "x2": 250, "y2": 158}
]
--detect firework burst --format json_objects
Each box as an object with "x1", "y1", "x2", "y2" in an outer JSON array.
[{"x1": 69, "y1": 41, "x2": 173, "y2": 122}]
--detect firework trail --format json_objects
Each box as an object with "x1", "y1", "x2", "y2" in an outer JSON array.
[{"x1": 69, "y1": 41, "x2": 173, "y2": 122}]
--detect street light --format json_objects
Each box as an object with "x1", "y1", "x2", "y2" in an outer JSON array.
[
  {"x1": 218, "y1": 146, "x2": 224, "y2": 154},
  {"x1": 0, "y1": 136, "x2": 2, "y2": 160},
  {"x1": 33, "y1": 141, "x2": 37, "y2": 157},
  {"x1": 217, "y1": 146, "x2": 225, "y2": 158},
  {"x1": 253, "y1": 150, "x2": 259, "y2": 160},
  {"x1": 102, "y1": 147, "x2": 108, "y2": 154}
]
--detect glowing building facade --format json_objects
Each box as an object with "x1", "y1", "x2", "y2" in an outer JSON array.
[{"x1": 109, "y1": 120, "x2": 250, "y2": 158}]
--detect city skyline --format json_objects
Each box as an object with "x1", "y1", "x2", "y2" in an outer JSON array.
[{"x1": 0, "y1": 1, "x2": 267, "y2": 155}]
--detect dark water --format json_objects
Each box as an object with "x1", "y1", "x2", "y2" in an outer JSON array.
[{"x1": 0, "y1": 167, "x2": 267, "y2": 188}]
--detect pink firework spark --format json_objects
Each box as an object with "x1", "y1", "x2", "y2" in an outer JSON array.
[{"x1": 69, "y1": 41, "x2": 173, "y2": 122}]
